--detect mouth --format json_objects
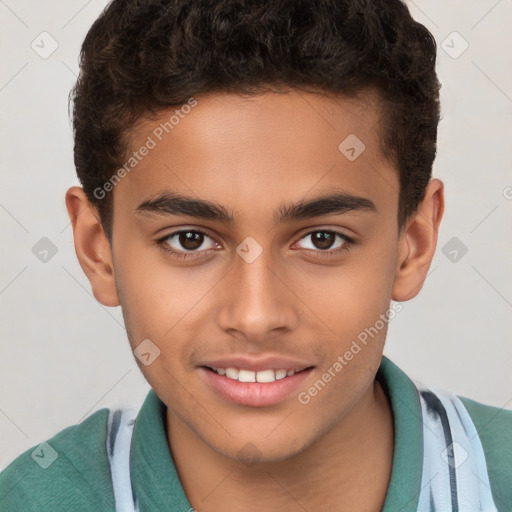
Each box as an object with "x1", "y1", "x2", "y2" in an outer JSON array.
[
  {"x1": 203, "y1": 366, "x2": 313, "y2": 383},
  {"x1": 199, "y1": 365, "x2": 315, "y2": 407}
]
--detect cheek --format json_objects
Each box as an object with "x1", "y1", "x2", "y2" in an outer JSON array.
[
  {"x1": 113, "y1": 251, "x2": 215, "y2": 380},
  {"x1": 318, "y1": 245, "x2": 397, "y2": 329},
  {"x1": 114, "y1": 250, "x2": 195, "y2": 338}
]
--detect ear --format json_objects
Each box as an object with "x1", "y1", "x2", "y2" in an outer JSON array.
[
  {"x1": 392, "y1": 178, "x2": 445, "y2": 301},
  {"x1": 64, "y1": 186, "x2": 120, "y2": 307}
]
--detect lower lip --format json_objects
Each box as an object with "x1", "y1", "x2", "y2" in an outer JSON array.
[{"x1": 200, "y1": 367, "x2": 314, "y2": 407}]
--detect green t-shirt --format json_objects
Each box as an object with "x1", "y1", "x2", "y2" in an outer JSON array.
[{"x1": 1, "y1": 356, "x2": 511, "y2": 511}]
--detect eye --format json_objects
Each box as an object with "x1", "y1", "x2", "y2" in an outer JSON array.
[
  {"x1": 295, "y1": 229, "x2": 354, "y2": 255},
  {"x1": 155, "y1": 228, "x2": 354, "y2": 261},
  {"x1": 156, "y1": 229, "x2": 219, "y2": 259}
]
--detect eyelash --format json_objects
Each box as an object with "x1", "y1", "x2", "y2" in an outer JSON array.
[
  {"x1": 155, "y1": 229, "x2": 214, "y2": 260},
  {"x1": 155, "y1": 229, "x2": 354, "y2": 260}
]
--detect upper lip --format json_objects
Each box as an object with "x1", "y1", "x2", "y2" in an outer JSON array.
[{"x1": 199, "y1": 355, "x2": 314, "y2": 372}]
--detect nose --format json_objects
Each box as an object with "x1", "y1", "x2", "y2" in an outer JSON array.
[{"x1": 216, "y1": 246, "x2": 299, "y2": 342}]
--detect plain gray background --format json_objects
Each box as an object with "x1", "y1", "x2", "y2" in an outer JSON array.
[{"x1": 1, "y1": 0, "x2": 511, "y2": 470}]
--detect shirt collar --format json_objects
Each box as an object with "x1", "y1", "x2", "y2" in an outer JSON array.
[
  {"x1": 378, "y1": 356, "x2": 423, "y2": 511},
  {"x1": 130, "y1": 390, "x2": 191, "y2": 509},
  {"x1": 130, "y1": 355, "x2": 424, "y2": 510}
]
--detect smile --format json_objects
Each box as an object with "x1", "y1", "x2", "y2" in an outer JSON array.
[
  {"x1": 201, "y1": 366, "x2": 314, "y2": 407},
  {"x1": 209, "y1": 367, "x2": 302, "y2": 383}
]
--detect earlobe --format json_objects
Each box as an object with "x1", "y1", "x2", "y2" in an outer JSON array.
[
  {"x1": 392, "y1": 178, "x2": 445, "y2": 302},
  {"x1": 64, "y1": 186, "x2": 120, "y2": 307}
]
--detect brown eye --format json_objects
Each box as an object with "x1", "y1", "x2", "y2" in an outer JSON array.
[
  {"x1": 297, "y1": 230, "x2": 352, "y2": 252},
  {"x1": 159, "y1": 229, "x2": 218, "y2": 255},
  {"x1": 178, "y1": 231, "x2": 205, "y2": 251},
  {"x1": 310, "y1": 232, "x2": 336, "y2": 250}
]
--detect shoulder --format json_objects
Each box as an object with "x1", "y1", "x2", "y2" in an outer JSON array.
[
  {"x1": 0, "y1": 407, "x2": 115, "y2": 512},
  {"x1": 457, "y1": 394, "x2": 512, "y2": 510}
]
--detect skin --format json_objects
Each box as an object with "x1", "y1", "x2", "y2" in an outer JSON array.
[{"x1": 66, "y1": 89, "x2": 444, "y2": 511}]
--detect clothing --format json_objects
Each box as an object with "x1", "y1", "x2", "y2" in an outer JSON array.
[{"x1": 1, "y1": 356, "x2": 511, "y2": 511}]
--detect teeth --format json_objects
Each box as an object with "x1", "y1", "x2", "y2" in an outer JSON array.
[
  {"x1": 225, "y1": 367, "x2": 238, "y2": 380},
  {"x1": 238, "y1": 369, "x2": 256, "y2": 383},
  {"x1": 213, "y1": 367, "x2": 298, "y2": 382},
  {"x1": 256, "y1": 369, "x2": 275, "y2": 383},
  {"x1": 275, "y1": 369, "x2": 287, "y2": 380}
]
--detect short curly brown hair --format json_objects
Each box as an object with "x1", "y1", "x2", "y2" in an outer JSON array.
[{"x1": 70, "y1": 0, "x2": 441, "y2": 242}]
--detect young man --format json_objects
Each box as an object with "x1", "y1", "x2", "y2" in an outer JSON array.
[{"x1": 1, "y1": 0, "x2": 511, "y2": 510}]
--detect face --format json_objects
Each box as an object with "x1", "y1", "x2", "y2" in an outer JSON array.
[{"x1": 109, "y1": 89, "x2": 402, "y2": 461}]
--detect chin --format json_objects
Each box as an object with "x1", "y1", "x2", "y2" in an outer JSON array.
[{"x1": 209, "y1": 432, "x2": 313, "y2": 466}]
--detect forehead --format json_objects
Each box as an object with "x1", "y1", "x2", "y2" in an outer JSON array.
[{"x1": 114, "y1": 89, "x2": 398, "y2": 222}]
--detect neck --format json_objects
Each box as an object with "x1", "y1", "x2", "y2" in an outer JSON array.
[{"x1": 167, "y1": 378, "x2": 394, "y2": 512}]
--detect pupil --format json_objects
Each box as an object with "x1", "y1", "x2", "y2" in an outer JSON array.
[
  {"x1": 179, "y1": 231, "x2": 203, "y2": 250},
  {"x1": 177, "y1": 232, "x2": 335, "y2": 251},
  {"x1": 313, "y1": 232, "x2": 334, "y2": 250}
]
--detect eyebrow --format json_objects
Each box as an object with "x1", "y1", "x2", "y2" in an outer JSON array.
[{"x1": 135, "y1": 190, "x2": 377, "y2": 225}]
